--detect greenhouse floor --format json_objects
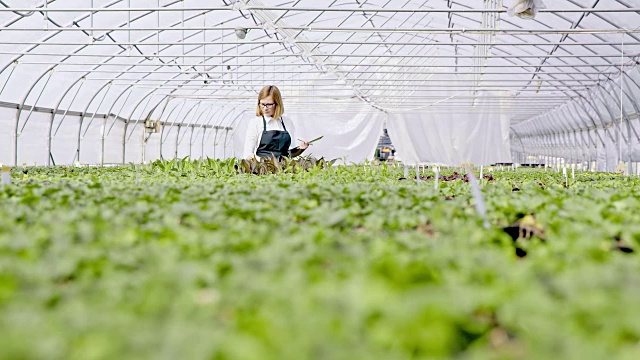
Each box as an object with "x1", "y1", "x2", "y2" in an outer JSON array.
[{"x1": 1, "y1": 160, "x2": 639, "y2": 359}]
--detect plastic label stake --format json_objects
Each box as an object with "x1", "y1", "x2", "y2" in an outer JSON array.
[
  {"x1": 480, "y1": 165, "x2": 484, "y2": 180},
  {"x1": 1, "y1": 166, "x2": 11, "y2": 186},
  {"x1": 415, "y1": 166, "x2": 420, "y2": 186},
  {"x1": 572, "y1": 167, "x2": 575, "y2": 180},
  {"x1": 434, "y1": 166, "x2": 439, "y2": 190},
  {"x1": 404, "y1": 165, "x2": 408, "y2": 178},
  {"x1": 562, "y1": 167, "x2": 567, "y2": 177},
  {"x1": 465, "y1": 166, "x2": 490, "y2": 229}
]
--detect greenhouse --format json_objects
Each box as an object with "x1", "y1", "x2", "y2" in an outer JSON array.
[{"x1": 2, "y1": 1, "x2": 640, "y2": 359}]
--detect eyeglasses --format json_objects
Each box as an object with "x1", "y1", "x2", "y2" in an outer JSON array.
[{"x1": 259, "y1": 102, "x2": 276, "y2": 108}]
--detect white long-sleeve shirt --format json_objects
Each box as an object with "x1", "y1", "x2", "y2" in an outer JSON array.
[{"x1": 243, "y1": 115, "x2": 297, "y2": 159}]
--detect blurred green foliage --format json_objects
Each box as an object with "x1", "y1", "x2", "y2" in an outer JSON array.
[{"x1": 1, "y1": 161, "x2": 639, "y2": 359}]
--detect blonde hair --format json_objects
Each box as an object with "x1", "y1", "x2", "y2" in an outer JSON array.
[{"x1": 256, "y1": 85, "x2": 284, "y2": 119}]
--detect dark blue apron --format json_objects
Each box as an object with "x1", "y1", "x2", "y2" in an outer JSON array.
[{"x1": 255, "y1": 116, "x2": 292, "y2": 158}]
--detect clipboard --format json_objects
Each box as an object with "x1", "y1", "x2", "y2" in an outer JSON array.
[{"x1": 298, "y1": 136, "x2": 324, "y2": 144}]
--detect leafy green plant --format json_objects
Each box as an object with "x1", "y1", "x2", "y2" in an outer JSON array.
[
  {"x1": 234, "y1": 156, "x2": 335, "y2": 175},
  {"x1": 1, "y1": 165, "x2": 640, "y2": 359}
]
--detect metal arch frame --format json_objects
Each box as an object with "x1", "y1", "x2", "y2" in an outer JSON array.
[
  {"x1": 125, "y1": 94, "x2": 157, "y2": 143},
  {"x1": 502, "y1": 0, "x2": 640, "y2": 125},
  {"x1": 8, "y1": 0, "x2": 250, "y2": 165},
  {"x1": 8, "y1": 0, "x2": 141, "y2": 165},
  {"x1": 445, "y1": 0, "x2": 608, "y2": 98},
  {"x1": 169, "y1": 101, "x2": 194, "y2": 160},
  {"x1": 450, "y1": 0, "x2": 640, "y2": 107},
  {"x1": 536, "y1": 114, "x2": 555, "y2": 156},
  {"x1": 566, "y1": 0, "x2": 640, "y2": 55},
  {"x1": 598, "y1": 81, "x2": 638, "y2": 171},
  {"x1": 559, "y1": 102, "x2": 598, "y2": 148},
  {"x1": 618, "y1": 70, "x2": 640, "y2": 142},
  {"x1": 595, "y1": 80, "x2": 640, "y2": 167},
  {"x1": 47, "y1": 77, "x2": 86, "y2": 165},
  {"x1": 338, "y1": 0, "x2": 441, "y2": 107},
  {"x1": 568, "y1": 99, "x2": 606, "y2": 146},
  {"x1": 122, "y1": 92, "x2": 166, "y2": 163},
  {"x1": 441, "y1": 0, "x2": 633, "y2": 89},
  {"x1": 574, "y1": 94, "x2": 617, "y2": 145},
  {"x1": 176, "y1": 101, "x2": 203, "y2": 149},
  {"x1": 92, "y1": 4, "x2": 311, "y2": 155},
  {"x1": 3, "y1": 21, "x2": 636, "y2": 109},
  {"x1": 13, "y1": 69, "x2": 54, "y2": 165},
  {"x1": 198, "y1": 106, "x2": 226, "y2": 158},
  {"x1": 211, "y1": 110, "x2": 242, "y2": 159},
  {"x1": 515, "y1": 0, "x2": 621, "y2": 92},
  {"x1": 159, "y1": 99, "x2": 186, "y2": 160},
  {"x1": 189, "y1": 104, "x2": 215, "y2": 150},
  {"x1": 590, "y1": 85, "x2": 626, "y2": 147},
  {"x1": 528, "y1": 62, "x2": 640, "y2": 160},
  {"x1": 76, "y1": 82, "x2": 114, "y2": 163},
  {"x1": 172, "y1": 100, "x2": 204, "y2": 160},
  {"x1": 139, "y1": 97, "x2": 179, "y2": 162},
  {"x1": 61, "y1": 2, "x2": 233, "y2": 164},
  {"x1": 539, "y1": 114, "x2": 562, "y2": 158},
  {"x1": 102, "y1": 87, "x2": 134, "y2": 165},
  {"x1": 6, "y1": 1, "x2": 129, "y2": 165},
  {"x1": 189, "y1": 105, "x2": 216, "y2": 159},
  {"x1": 290, "y1": 0, "x2": 604, "y2": 103},
  {"x1": 148, "y1": 95, "x2": 175, "y2": 161},
  {"x1": 548, "y1": 111, "x2": 574, "y2": 157},
  {"x1": 0, "y1": 0, "x2": 87, "y2": 75},
  {"x1": 1, "y1": 2, "x2": 640, "y2": 165},
  {"x1": 201, "y1": 105, "x2": 227, "y2": 146},
  {"x1": 560, "y1": 117, "x2": 579, "y2": 165},
  {"x1": 90, "y1": 6, "x2": 270, "y2": 163},
  {"x1": 187, "y1": 104, "x2": 216, "y2": 158},
  {"x1": 509, "y1": 126, "x2": 528, "y2": 163},
  {"x1": 105, "y1": 6, "x2": 261, "y2": 123},
  {"x1": 244, "y1": 0, "x2": 388, "y2": 112},
  {"x1": 596, "y1": 82, "x2": 633, "y2": 140},
  {"x1": 221, "y1": 112, "x2": 246, "y2": 159},
  {"x1": 288, "y1": 0, "x2": 393, "y2": 98},
  {"x1": 304, "y1": 0, "x2": 423, "y2": 103},
  {"x1": 575, "y1": 95, "x2": 617, "y2": 170},
  {"x1": 161, "y1": 99, "x2": 189, "y2": 144}
]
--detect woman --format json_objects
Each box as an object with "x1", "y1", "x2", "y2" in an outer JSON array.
[{"x1": 243, "y1": 85, "x2": 308, "y2": 160}]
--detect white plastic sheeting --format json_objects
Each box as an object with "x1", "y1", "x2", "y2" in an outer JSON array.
[
  {"x1": 0, "y1": 104, "x2": 231, "y2": 165},
  {"x1": 388, "y1": 111, "x2": 511, "y2": 166},
  {"x1": 512, "y1": 66, "x2": 640, "y2": 172},
  {"x1": 1, "y1": 1, "x2": 640, "y2": 168},
  {"x1": 232, "y1": 110, "x2": 385, "y2": 164}
]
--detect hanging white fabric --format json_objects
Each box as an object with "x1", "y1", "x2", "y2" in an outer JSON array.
[
  {"x1": 233, "y1": 110, "x2": 385, "y2": 164},
  {"x1": 387, "y1": 97, "x2": 513, "y2": 166}
]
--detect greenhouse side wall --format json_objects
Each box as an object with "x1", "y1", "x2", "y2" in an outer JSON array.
[
  {"x1": 0, "y1": 106, "x2": 15, "y2": 165},
  {"x1": 511, "y1": 66, "x2": 640, "y2": 173}
]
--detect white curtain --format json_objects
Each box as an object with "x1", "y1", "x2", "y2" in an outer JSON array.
[
  {"x1": 387, "y1": 111, "x2": 512, "y2": 166},
  {"x1": 233, "y1": 110, "x2": 385, "y2": 164}
]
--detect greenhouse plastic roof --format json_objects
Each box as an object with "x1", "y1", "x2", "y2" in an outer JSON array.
[{"x1": 0, "y1": 0, "x2": 639, "y2": 129}]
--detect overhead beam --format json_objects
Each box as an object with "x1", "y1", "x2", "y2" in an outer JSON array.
[
  {"x1": 2, "y1": 40, "x2": 638, "y2": 46},
  {"x1": 0, "y1": 51, "x2": 633, "y2": 59},
  {"x1": 1, "y1": 6, "x2": 639, "y2": 14},
  {"x1": 1, "y1": 26, "x2": 638, "y2": 35}
]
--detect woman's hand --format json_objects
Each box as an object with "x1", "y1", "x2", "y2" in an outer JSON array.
[{"x1": 299, "y1": 141, "x2": 309, "y2": 150}]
